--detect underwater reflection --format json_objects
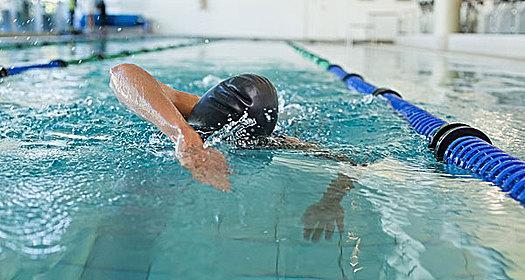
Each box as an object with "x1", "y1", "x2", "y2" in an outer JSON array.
[{"x1": 302, "y1": 173, "x2": 353, "y2": 242}]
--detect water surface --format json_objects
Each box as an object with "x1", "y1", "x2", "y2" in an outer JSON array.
[{"x1": 1, "y1": 40, "x2": 524, "y2": 279}]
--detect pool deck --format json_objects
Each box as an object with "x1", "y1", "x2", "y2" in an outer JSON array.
[
  {"x1": 396, "y1": 34, "x2": 525, "y2": 60},
  {"x1": 3, "y1": 32, "x2": 525, "y2": 60}
]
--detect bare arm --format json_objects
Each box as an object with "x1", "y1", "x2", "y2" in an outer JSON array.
[
  {"x1": 110, "y1": 64, "x2": 197, "y2": 146},
  {"x1": 271, "y1": 138, "x2": 357, "y2": 242},
  {"x1": 156, "y1": 80, "x2": 200, "y2": 119},
  {"x1": 109, "y1": 63, "x2": 230, "y2": 191},
  {"x1": 269, "y1": 136, "x2": 360, "y2": 165}
]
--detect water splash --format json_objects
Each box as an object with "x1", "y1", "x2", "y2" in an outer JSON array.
[
  {"x1": 191, "y1": 74, "x2": 223, "y2": 88},
  {"x1": 203, "y1": 111, "x2": 258, "y2": 148}
]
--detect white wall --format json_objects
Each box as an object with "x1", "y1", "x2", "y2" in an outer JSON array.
[
  {"x1": 138, "y1": 0, "x2": 308, "y2": 40},
  {"x1": 103, "y1": 0, "x2": 418, "y2": 41}
]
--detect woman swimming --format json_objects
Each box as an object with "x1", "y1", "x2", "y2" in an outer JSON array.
[
  {"x1": 110, "y1": 64, "x2": 356, "y2": 241},
  {"x1": 110, "y1": 64, "x2": 355, "y2": 189}
]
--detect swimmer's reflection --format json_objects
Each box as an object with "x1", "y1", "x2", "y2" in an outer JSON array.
[{"x1": 302, "y1": 173, "x2": 353, "y2": 242}]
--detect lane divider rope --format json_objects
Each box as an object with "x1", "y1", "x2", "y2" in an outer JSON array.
[
  {"x1": 0, "y1": 39, "x2": 210, "y2": 78},
  {"x1": 0, "y1": 35, "x2": 168, "y2": 51},
  {"x1": 288, "y1": 41, "x2": 525, "y2": 204}
]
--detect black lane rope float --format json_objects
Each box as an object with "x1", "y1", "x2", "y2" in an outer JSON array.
[
  {"x1": 0, "y1": 39, "x2": 210, "y2": 78},
  {"x1": 288, "y1": 42, "x2": 525, "y2": 204}
]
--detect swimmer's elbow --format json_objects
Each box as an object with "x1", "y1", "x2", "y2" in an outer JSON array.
[
  {"x1": 109, "y1": 64, "x2": 140, "y2": 97},
  {"x1": 110, "y1": 63, "x2": 140, "y2": 76}
]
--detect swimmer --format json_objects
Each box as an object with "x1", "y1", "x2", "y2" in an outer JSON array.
[{"x1": 110, "y1": 64, "x2": 357, "y2": 241}]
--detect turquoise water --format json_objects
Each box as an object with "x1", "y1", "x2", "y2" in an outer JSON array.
[{"x1": 1, "y1": 39, "x2": 525, "y2": 279}]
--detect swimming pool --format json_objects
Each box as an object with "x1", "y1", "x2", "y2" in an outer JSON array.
[{"x1": 1, "y1": 39, "x2": 524, "y2": 279}]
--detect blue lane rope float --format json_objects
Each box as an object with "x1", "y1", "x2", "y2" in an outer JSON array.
[
  {"x1": 0, "y1": 40, "x2": 210, "y2": 78},
  {"x1": 1, "y1": 59, "x2": 68, "y2": 76},
  {"x1": 288, "y1": 42, "x2": 525, "y2": 204}
]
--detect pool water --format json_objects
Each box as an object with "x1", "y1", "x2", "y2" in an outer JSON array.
[
  {"x1": 0, "y1": 37, "x2": 195, "y2": 67},
  {"x1": 1, "y1": 39, "x2": 524, "y2": 279}
]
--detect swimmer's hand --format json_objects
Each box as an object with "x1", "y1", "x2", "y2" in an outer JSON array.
[
  {"x1": 177, "y1": 134, "x2": 231, "y2": 192},
  {"x1": 302, "y1": 173, "x2": 353, "y2": 242},
  {"x1": 302, "y1": 199, "x2": 344, "y2": 242}
]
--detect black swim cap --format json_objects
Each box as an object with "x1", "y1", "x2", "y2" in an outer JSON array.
[{"x1": 187, "y1": 74, "x2": 278, "y2": 140}]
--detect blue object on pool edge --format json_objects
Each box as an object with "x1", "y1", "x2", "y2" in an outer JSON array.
[
  {"x1": 290, "y1": 42, "x2": 525, "y2": 204},
  {"x1": 80, "y1": 14, "x2": 145, "y2": 28}
]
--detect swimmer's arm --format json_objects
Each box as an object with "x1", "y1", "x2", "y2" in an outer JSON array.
[
  {"x1": 322, "y1": 173, "x2": 354, "y2": 204},
  {"x1": 156, "y1": 80, "x2": 200, "y2": 119},
  {"x1": 109, "y1": 63, "x2": 196, "y2": 144},
  {"x1": 109, "y1": 63, "x2": 230, "y2": 191},
  {"x1": 278, "y1": 136, "x2": 359, "y2": 165}
]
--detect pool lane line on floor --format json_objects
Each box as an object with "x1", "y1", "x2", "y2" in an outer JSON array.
[
  {"x1": 287, "y1": 41, "x2": 525, "y2": 205},
  {"x1": 0, "y1": 39, "x2": 212, "y2": 78}
]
